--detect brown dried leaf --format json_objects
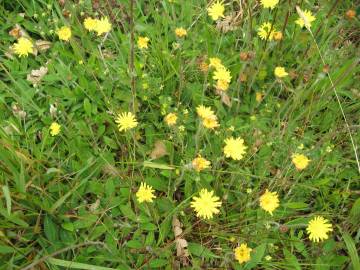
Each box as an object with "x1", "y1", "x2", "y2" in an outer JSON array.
[
  {"x1": 150, "y1": 140, "x2": 168, "y2": 159},
  {"x1": 216, "y1": 90, "x2": 231, "y2": 107},
  {"x1": 172, "y1": 216, "x2": 189, "y2": 265},
  {"x1": 9, "y1": 24, "x2": 28, "y2": 39},
  {"x1": 216, "y1": 12, "x2": 242, "y2": 33},
  {"x1": 27, "y1": 66, "x2": 48, "y2": 86},
  {"x1": 35, "y1": 40, "x2": 52, "y2": 52}
]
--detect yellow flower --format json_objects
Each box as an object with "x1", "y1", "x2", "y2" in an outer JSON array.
[
  {"x1": 296, "y1": 10, "x2": 316, "y2": 28},
  {"x1": 202, "y1": 115, "x2": 219, "y2": 129},
  {"x1": 209, "y1": 57, "x2": 224, "y2": 70},
  {"x1": 273, "y1": 31, "x2": 283, "y2": 41},
  {"x1": 191, "y1": 189, "x2": 221, "y2": 219},
  {"x1": 94, "y1": 17, "x2": 112, "y2": 35},
  {"x1": 50, "y1": 122, "x2": 61, "y2": 136},
  {"x1": 260, "y1": 0, "x2": 279, "y2": 9},
  {"x1": 234, "y1": 243, "x2": 252, "y2": 264},
  {"x1": 256, "y1": 92, "x2": 264, "y2": 102},
  {"x1": 175, "y1": 27, "x2": 187, "y2": 38},
  {"x1": 84, "y1": 17, "x2": 98, "y2": 31},
  {"x1": 57, "y1": 26, "x2": 71, "y2": 41},
  {"x1": 192, "y1": 155, "x2": 211, "y2": 172},
  {"x1": 257, "y1": 22, "x2": 276, "y2": 40},
  {"x1": 213, "y1": 67, "x2": 231, "y2": 83},
  {"x1": 291, "y1": 153, "x2": 310, "y2": 170},
  {"x1": 223, "y1": 137, "x2": 247, "y2": 160},
  {"x1": 259, "y1": 189, "x2": 280, "y2": 215},
  {"x1": 138, "y1": 36, "x2": 150, "y2": 49},
  {"x1": 115, "y1": 112, "x2": 138, "y2": 132},
  {"x1": 207, "y1": 1, "x2": 225, "y2": 21},
  {"x1": 306, "y1": 216, "x2": 332, "y2": 242},
  {"x1": 136, "y1": 182, "x2": 156, "y2": 203},
  {"x1": 216, "y1": 79, "x2": 229, "y2": 91},
  {"x1": 164, "y1": 112, "x2": 177, "y2": 126},
  {"x1": 13, "y1": 37, "x2": 33, "y2": 57},
  {"x1": 274, "y1": 67, "x2": 288, "y2": 78},
  {"x1": 196, "y1": 105, "x2": 215, "y2": 119}
]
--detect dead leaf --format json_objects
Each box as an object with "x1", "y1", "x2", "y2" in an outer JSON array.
[
  {"x1": 150, "y1": 140, "x2": 168, "y2": 159},
  {"x1": 172, "y1": 216, "x2": 189, "y2": 266},
  {"x1": 27, "y1": 66, "x2": 48, "y2": 86},
  {"x1": 89, "y1": 199, "x2": 100, "y2": 212},
  {"x1": 9, "y1": 24, "x2": 28, "y2": 39},
  {"x1": 216, "y1": 12, "x2": 242, "y2": 33},
  {"x1": 35, "y1": 40, "x2": 52, "y2": 52},
  {"x1": 216, "y1": 90, "x2": 231, "y2": 107}
]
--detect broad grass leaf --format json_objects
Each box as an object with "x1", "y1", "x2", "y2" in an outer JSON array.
[
  {"x1": 120, "y1": 203, "x2": 137, "y2": 222},
  {"x1": 2, "y1": 185, "x2": 11, "y2": 215},
  {"x1": 283, "y1": 249, "x2": 301, "y2": 270},
  {"x1": 342, "y1": 231, "x2": 360, "y2": 270},
  {"x1": 44, "y1": 215, "x2": 58, "y2": 242},
  {"x1": 149, "y1": 258, "x2": 169, "y2": 268},
  {"x1": 127, "y1": 240, "x2": 143, "y2": 249},
  {"x1": 188, "y1": 242, "x2": 218, "y2": 259},
  {"x1": 245, "y1": 243, "x2": 266, "y2": 269}
]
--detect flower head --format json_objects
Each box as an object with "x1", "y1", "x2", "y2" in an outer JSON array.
[
  {"x1": 209, "y1": 57, "x2": 224, "y2": 70},
  {"x1": 256, "y1": 92, "x2": 264, "y2": 102},
  {"x1": 257, "y1": 22, "x2": 276, "y2": 40},
  {"x1": 94, "y1": 17, "x2": 112, "y2": 35},
  {"x1": 273, "y1": 31, "x2": 283, "y2": 41},
  {"x1": 202, "y1": 115, "x2": 220, "y2": 129},
  {"x1": 223, "y1": 137, "x2": 247, "y2": 160},
  {"x1": 295, "y1": 9, "x2": 316, "y2": 28},
  {"x1": 175, "y1": 27, "x2": 187, "y2": 38},
  {"x1": 84, "y1": 17, "x2": 98, "y2": 31},
  {"x1": 50, "y1": 122, "x2": 61, "y2": 136},
  {"x1": 115, "y1": 112, "x2": 138, "y2": 132},
  {"x1": 213, "y1": 67, "x2": 231, "y2": 83},
  {"x1": 138, "y1": 36, "x2": 150, "y2": 49},
  {"x1": 307, "y1": 216, "x2": 332, "y2": 242},
  {"x1": 57, "y1": 26, "x2": 71, "y2": 41},
  {"x1": 207, "y1": 1, "x2": 225, "y2": 21},
  {"x1": 259, "y1": 189, "x2": 280, "y2": 215},
  {"x1": 196, "y1": 105, "x2": 215, "y2": 119},
  {"x1": 216, "y1": 79, "x2": 229, "y2": 91},
  {"x1": 192, "y1": 155, "x2": 211, "y2": 172},
  {"x1": 291, "y1": 153, "x2": 310, "y2": 170},
  {"x1": 260, "y1": 0, "x2": 279, "y2": 9},
  {"x1": 136, "y1": 182, "x2": 156, "y2": 203},
  {"x1": 13, "y1": 37, "x2": 33, "y2": 57},
  {"x1": 191, "y1": 189, "x2": 221, "y2": 219},
  {"x1": 164, "y1": 112, "x2": 177, "y2": 126},
  {"x1": 274, "y1": 67, "x2": 288, "y2": 78},
  {"x1": 234, "y1": 243, "x2": 252, "y2": 264}
]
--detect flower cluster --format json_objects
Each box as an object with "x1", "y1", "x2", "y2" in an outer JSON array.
[
  {"x1": 209, "y1": 57, "x2": 231, "y2": 91},
  {"x1": 196, "y1": 105, "x2": 219, "y2": 129},
  {"x1": 84, "y1": 17, "x2": 112, "y2": 36}
]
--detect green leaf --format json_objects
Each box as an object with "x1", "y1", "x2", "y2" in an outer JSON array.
[
  {"x1": 245, "y1": 243, "x2": 266, "y2": 269},
  {"x1": 149, "y1": 258, "x2": 169, "y2": 268},
  {"x1": 84, "y1": 98, "x2": 91, "y2": 116},
  {"x1": 127, "y1": 240, "x2": 143, "y2": 249},
  {"x1": 2, "y1": 185, "x2": 11, "y2": 215},
  {"x1": 188, "y1": 242, "x2": 219, "y2": 259},
  {"x1": 143, "y1": 161, "x2": 174, "y2": 170},
  {"x1": 283, "y1": 202, "x2": 309, "y2": 209},
  {"x1": 47, "y1": 258, "x2": 117, "y2": 270},
  {"x1": 0, "y1": 245, "x2": 14, "y2": 254},
  {"x1": 120, "y1": 203, "x2": 137, "y2": 222},
  {"x1": 44, "y1": 215, "x2": 58, "y2": 242},
  {"x1": 283, "y1": 249, "x2": 301, "y2": 270},
  {"x1": 342, "y1": 231, "x2": 360, "y2": 270}
]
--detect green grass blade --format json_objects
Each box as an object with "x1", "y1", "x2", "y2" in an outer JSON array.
[{"x1": 46, "y1": 258, "x2": 117, "y2": 270}]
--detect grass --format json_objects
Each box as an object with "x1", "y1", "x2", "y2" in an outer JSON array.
[{"x1": 0, "y1": 0, "x2": 359, "y2": 269}]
